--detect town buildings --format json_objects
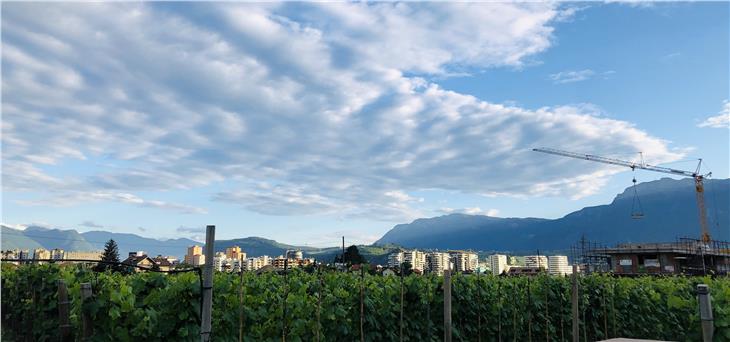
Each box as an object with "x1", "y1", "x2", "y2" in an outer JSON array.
[
  {"x1": 548, "y1": 255, "x2": 572, "y2": 276},
  {"x1": 489, "y1": 254, "x2": 509, "y2": 275},
  {"x1": 524, "y1": 255, "x2": 548, "y2": 270},
  {"x1": 450, "y1": 251, "x2": 479, "y2": 272},
  {"x1": 121, "y1": 252, "x2": 156, "y2": 272},
  {"x1": 184, "y1": 245, "x2": 205, "y2": 266},
  {"x1": 404, "y1": 250, "x2": 427, "y2": 272},
  {"x1": 387, "y1": 251, "x2": 403, "y2": 268},
  {"x1": 225, "y1": 246, "x2": 247, "y2": 263},
  {"x1": 426, "y1": 252, "x2": 450, "y2": 275}
]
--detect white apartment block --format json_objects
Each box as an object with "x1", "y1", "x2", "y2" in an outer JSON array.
[
  {"x1": 426, "y1": 252, "x2": 451, "y2": 274},
  {"x1": 213, "y1": 252, "x2": 227, "y2": 272},
  {"x1": 489, "y1": 254, "x2": 509, "y2": 275},
  {"x1": 245, "y1": 255, "x2": 272, "y2": 271},
  {"x1": 404, "y1": 250, "x2": 427, "y2": 272},
  {"x1": 548, "y1": 255, "x2": 573, "y2": 276},
  {"x1": 525, "y1": 255, "x2": 549, "y2": 269},
  {"x1": 387, "y1": 251, "x2": 404, "y2": 268},
  {"x1": 450, "y1": 251, "x2": 479, "y2": 272}
]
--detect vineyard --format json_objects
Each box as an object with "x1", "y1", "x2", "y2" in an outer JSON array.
[{"x1": 2, "y1": 263, "x2": 729, "y2": 341}]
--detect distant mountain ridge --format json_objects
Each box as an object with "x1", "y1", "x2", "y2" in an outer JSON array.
[
  {"x1": 375, "y1": 178, "x2": 730, "y2": 252},
  {"x1": 4, "y1": 178, "x2": 727, "y2": 260}
]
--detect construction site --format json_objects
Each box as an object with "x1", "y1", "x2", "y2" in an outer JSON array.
[{"x1": 535, "y1": 148, "x2": 730, "y2": 276}]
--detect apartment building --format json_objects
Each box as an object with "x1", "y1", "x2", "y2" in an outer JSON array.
[
  {"x1": 387, "y1": 251, "x2": 404, "y2": 268},
  {"x1": 525, "y1": 255, "x2": 548, "y2": 270},
  {"x1": 404, "y1": 250, "x2": 427, "y2": 272},
  {"x1": 184, "y1": 245, "x2": 205, "y2": 266},
  {"x1": 548, "y1": 255, "x2": 573, "y2": 276},
  {"x1": 225, "y1": 246, "x2": 247, "y2": 263},
  {"x1": 450, "y1": 251, "x2": 479, "y2": 272},
  {"x1": 426, "y1": 252, "x2": 451, "y2": 274},
  {"x1": 489, "y1": 254, "x2": 509, "y2": 275}
]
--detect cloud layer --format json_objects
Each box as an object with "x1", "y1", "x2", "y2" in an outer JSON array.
[
  {"x1": 2, "y1": 3, "x2": 682, "y2": 222},
  {"x1": 698, "y1": 100, "x2": 730, "y2": 128}
]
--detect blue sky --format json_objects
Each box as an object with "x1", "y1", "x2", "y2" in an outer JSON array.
[{"x1": 2, "y1": 2, "x2": 728, "y2": 246}]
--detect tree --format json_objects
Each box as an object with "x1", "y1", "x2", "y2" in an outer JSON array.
[
  {"x1": 95, "y1": 239, "x2": 121, "y2": 272},
  {"x1": 400, "y1": 261, "x2": 413, "y2": 276},
  {"x1": 334, "y1": 245, "x2": 367, "y2": 265}
]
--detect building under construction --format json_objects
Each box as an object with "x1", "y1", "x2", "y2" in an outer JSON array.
[{"x1": 575, "y1": 237, "x2": 730, "y2": 276}]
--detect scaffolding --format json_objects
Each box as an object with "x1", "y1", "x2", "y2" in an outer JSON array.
[
  {"x1": 569, "y1": 235, "x2": 611, "y2": 274},
  {"x1": 577, "y1": 235, "x2": 730, "y2": 276}
]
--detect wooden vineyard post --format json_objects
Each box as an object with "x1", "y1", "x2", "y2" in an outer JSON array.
[
  {"x1": 80, "y1": 282, "x2": 93, "y2": 341},
  {"x1": 443, "y1": 269, "x2": 452, "y2": 342},
  {"x1": 360, "y1": 265, "x2": 365, "y2": 342},
  {"x1": 571, "y1": 265, "x2": 578, "y2": 342},
  {"x1": 282, "y1": 258, "x2": 288, "y2": 342},
  {"x1": 400, "y1": 266, "x2": 404, "y2": 342},
  {"x1": 602, "y1": 284, "x2": 608, "y2": 339},
  {"x1": 239, "y1": 270, "x2": 244, "y2": 342},
  {"x1": 477, "y1": 270, "x2": 482, "y2": 342},
  {"x1": 316, "y1": 266, "x2": 322, "y2": 342},
  {"x1": 201, "y1": 225, "x2": 215, "y2": 342},
  {"x1": 697, "y1": 284, "x2": 714, "y2": 342},
  {"x1": 58, "y1": 280, "x2": 71, "y2": 341},
  {"x1": 527, "y1": 277, "x2": 532, "y2": 342}
]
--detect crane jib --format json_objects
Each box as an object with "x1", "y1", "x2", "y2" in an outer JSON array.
[{"x1": 532, "y1": 147, "x2": 712, "y2": 243}]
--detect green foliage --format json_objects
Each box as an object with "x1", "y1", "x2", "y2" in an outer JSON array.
[
  {"x1": 334, "y1": 245, "x2": 367, "y2": 265},
  {"x1": 2, "y1": 263, "x2": 729, "y2": 341}
]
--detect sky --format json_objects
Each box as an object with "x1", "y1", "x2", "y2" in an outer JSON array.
[{"x1": 2, "y1": 2, "x2": 728, "y2": 246}]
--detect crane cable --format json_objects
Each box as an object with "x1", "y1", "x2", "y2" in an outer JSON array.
[{"x1": 630, "y1": 174, "x2": 644, "y2": 219}]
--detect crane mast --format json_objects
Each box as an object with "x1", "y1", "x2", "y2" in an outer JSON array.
[{"x1": 533, "y1": 147, "x2": 713, "y2": 243}]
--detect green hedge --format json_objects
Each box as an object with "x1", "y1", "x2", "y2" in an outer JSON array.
[{"x1": 2, "y1": 263, "x2": 729, "y2": 341}]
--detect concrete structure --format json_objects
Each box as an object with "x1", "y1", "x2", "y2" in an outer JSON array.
[
  {"x1": 506, "y1": 266, "x2": 545, "y2": 276},
  {"x1": 245, "y1": 255, "x2": 272, "y2": 271},
  {"x1": 213, "y1": 252, "x2": 228, "y2": 272},
  {"x1": 548, "y1": 255, "x2": 572, "y2": 276},
  {"x1": 387, "y1": 251, "x2": 404, "y2": 268},
  {"x1": 404, "y1": 250, "x2": 427, "y2": 272},
  {"x1": 525, "y1": 255, "x2": 548, "y2": 270},
  {"x1": 225, "y1": 246, "x2": 246, "y2": 263},
  {"x1": 185, "y1": 245, "x2": 205, "y2": 265},
  {"x1": 426, "y1": 252, "x2": 451, "y2": 274},
  {"x1": 64, "y1": 251, "x2": 102, "y2": 260},
  {"x1": 489, "y1": 254, "x2": 509, "y2": 275},
  {"x1": 593, "y1": 239, "x2": 730, "y2": 275},
  {"x1": 450, "y1": 251, "x2": 479, "y2": 272}
]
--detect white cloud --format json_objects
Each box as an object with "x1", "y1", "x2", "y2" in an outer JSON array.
[
  {"x1": 549, "y1": 69, "x2": 616, "y2": 84},
  {"x1": 439, "y1": 207, "x2": 500, "y2": 216},
  {"x1": 549, "y1": 69, "x2": 596, "y2": 84},
  {"x1": 698, "y1": 100, "x2": 730, "y2": 128},
  {"x1": 1, "y1": 223, "x2": 28, "y2": 230},
  {"x1": 80, "y1": 220, "x2": 104, "y2": 229},
  {"x1": 1, "y1": 3, "x2": 683, "y2": 221},
  {"x1": 17, "y1": 192, "x2": 207, "y2": 215}
]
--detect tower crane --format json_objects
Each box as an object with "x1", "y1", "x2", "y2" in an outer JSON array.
[{"x1": 533, "y1": 147, "x2": 713, "y2": 243}]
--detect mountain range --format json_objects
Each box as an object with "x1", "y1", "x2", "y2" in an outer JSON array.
[
  {"x1": 1, "y1": 225, "x2": 396, "y2": 263},
  {"x1": 3, "y1": 177, "x2": 728, "y2": 260},
  {"x1": 376, "y1": 178, "x2": 729, "y2": 252}
]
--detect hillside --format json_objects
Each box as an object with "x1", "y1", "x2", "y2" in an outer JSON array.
[
  {"x1": 81, "y1": 231, "x2": 197, "y2": 259},
  {"x1": 376, "y1": 178, "x2": 730, "y2": 252}
]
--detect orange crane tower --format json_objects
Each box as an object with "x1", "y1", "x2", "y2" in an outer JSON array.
[{"x1": 533, "y1": 147, "x2": 713, "y2": 243}]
